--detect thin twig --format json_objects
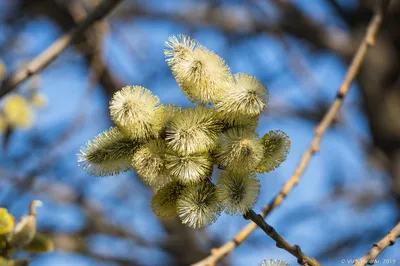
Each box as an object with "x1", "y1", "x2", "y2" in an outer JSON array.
[
  {"x1": 0, "y1": 0, "x2": 123, "y2": 99},
  {"x1": 353, "y1": 221, "x2": 400, "y2": 266},
  {"x1": 244, "y1": 209, "x2": 321, "y2": 266},
  {"x1": 192, "y1": 1, "x2": 390, "y2": 265}
]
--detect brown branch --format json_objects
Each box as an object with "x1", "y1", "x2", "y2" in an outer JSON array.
[
  {"x1": 244, "y1": 209, "x2": 321, "y2": 266},
  {"x1": 353, "y1": 221, "x2": 400, "y2": 266},
  {"x1": 192, "y1": 1, "x2": 391, "y2": 265},
  {"x1": 0, "y1": 0, "x2": 124, "y2": 99}
]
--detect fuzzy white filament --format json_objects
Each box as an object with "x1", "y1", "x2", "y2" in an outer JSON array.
[
  {"x1": 177, "y1": 182, "x2": 221, "y2": 229},
  {"x1": 164, "y1": 34, "x2": 198, "y2": 67},
  {"x1": 216, "y1": 172, "x2": 260, "y2": 215},
  {"x1": 77, "y1": 127, "x2": 140, "y2": 176},
  {"x1": 109, "y1": 86, "x2": 164, "y2": 140},
  {"x1": 165, "y1": 106, "x2": 222, "y2": 155}
]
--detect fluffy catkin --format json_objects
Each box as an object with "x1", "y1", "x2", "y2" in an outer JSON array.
[
  {"x1": 165, "y1": 150, "x2": 213, "y2": 184},
  {"x1": 151, "y1": 181, "x2": 186, "y2": 218},
  {"x1": 78, "y1": 127, "x2": 140, "y2": 176},
  {"x1": 216, "y1": 73, "x2": 268, "y2": 125},
  {"x1": 131, "y1": 139, "x2": 172, "y2": 189},
  {"x1": 109, "y1": 86, "x2": 165, "y2": 140},
  {"x1": 215, "y1": 128, "x2": 264, "y2": 174},
  {"x1": 177, "y1": 182, "x2": 221, "y2": 229},
  {"x1": 216, "y1": 172, "x2": 260, "y2": 215},
  {"x1": 255, "y1": 130, "x2": 291, "y2": 173},
  {"x1": 165, "y1": 34, "x2": 232, "y2": 103},
  {"x1": 165, "y1": 106, "x2": 222, "y2": 155}
]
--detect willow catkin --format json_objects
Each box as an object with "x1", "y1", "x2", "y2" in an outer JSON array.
[
  {"x1": 215, "y1": 127, "x2": 264, "y2": 174},
  {"x1": 256, "y1": 130, "x2": 291, "y2": 173},
  {"x1": 177, "y1": 182, "x2": 221, "y2": 229},
  {"x1": 78, "y1": 127, "x2": 140, "y2": 176},
  {"x1": 109, "y1": 85, "x2": 165, "y2": 140},
  {"x1": 132, "y1": 139, "x2": 172, "y2": 189},
  {"x1": 216, "y1": 73, "x2": 268, "y2": 125},
  {"x1": 216, "y1": 172, "x2": 260, "y2": 215},
  {"x1": 151, "y1": 181, "x2": 186, "y2": 218},
  {"x1": 165, "y1": 34, "x2": 232, "y2": 104},
  {"x1": 165, "y1": 106, "x2": 222, "y2": 155}
]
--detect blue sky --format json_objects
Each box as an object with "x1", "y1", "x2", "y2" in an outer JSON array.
[{"x1": 0, "y1": 1, "x2": 398, "y2": 265}]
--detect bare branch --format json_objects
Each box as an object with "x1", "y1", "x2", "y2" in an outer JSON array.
[
  {"x1": 192, "y1": 1, "x2": 391, "y2": 265},
  {"x1": 353, "y1": 221, "x2": 400, "y2": 266},
  {"x1": 244, "y1": 209, "x2": 321, "y2": 266},
  {"x1": 0, "y1": 0, "x2": 124, "y2": 99}
]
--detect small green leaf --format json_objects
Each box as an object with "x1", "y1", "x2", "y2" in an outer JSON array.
[
  {"x1": 0, "y1": 257, "x2": 28, "y2": 266},
  {"x1": 23, "y1": 232, "x2": 54, "y2": 253}
]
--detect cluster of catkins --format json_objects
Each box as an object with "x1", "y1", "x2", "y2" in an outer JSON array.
[{"x1": 78, "y1": 35, "x2": 291, "y2": 229}]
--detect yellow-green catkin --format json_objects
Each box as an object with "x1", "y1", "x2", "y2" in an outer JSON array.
[
  {"x1": 78, "y1": 127, "x2": 140, "y2": 176},
  {"x1": 2, "y1": 94, "x2": 33, "y2": 129},
  {"x1": 109, "y1": 86, "x2": 165, "y2": 140},
  {"x1": 132, "y1": 139, "x2": 172, "y2": 189},
  {"x1": 160, "y1": 104, "x2": 181, "y2": 128},
  {"x1": 177, "y1": 182, "x2": 221, "y2": 229},
  {"x1": 216, "y1": 172, "x2": 260, "y2": 215},
  {"x1": 165, "y1": 151, "x2": 213, "y2": 184},
  {"x1": 151, "y1": 181, "x2": 186, "y2": 218},
  {"x1": 165, "y1": 106, "x2": 222, "y2": 155},
  {"x1": 165, "y1": 34, "x2": 232, "y2": 104},
  {"x1": 215, "y1": 128, "x2": 264, "y2": 174},
  {"x1": 255, "y1": 130, "x2": 291, "y2": 173},
  {"x1": 216, "y1": 73, "x2": 268, "y2": 125}
]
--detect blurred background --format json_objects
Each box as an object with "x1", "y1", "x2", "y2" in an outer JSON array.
[{"x1": 0, "y1": 0, "x2": 400, "y2": 265}]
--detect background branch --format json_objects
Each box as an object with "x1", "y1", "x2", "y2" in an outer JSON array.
[
  {"x1": 192, "y1": 1, "x2": 391, "y2": 265},
  {"x1": 353, "y1": 221, "x2": 400, "y2": 266},
  {"x1": 0, "y1": 0, "x2": 123, "y2": 99}
]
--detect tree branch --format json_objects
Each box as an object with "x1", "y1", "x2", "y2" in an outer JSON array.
[
  {"x1": 244, "y1": 209, "x2": 321, "y2": 266},
  {"x1": 0, "y1": 0, "x2": 124, "y2": 99},
  {"x1": 192, "y1": 1, "x2": 391, "y2": 265},
  {"x1": 353, "y1": 221, "x2": 400, "y2": 266}
]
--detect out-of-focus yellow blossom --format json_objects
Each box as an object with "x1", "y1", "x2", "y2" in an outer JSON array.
[
  {"x1": 2, "y1": 94, "x2": 33, "y2": 129},
  {"x1": 0, "y1": 208, "x2": 14, "y2": 235}
]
